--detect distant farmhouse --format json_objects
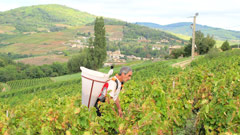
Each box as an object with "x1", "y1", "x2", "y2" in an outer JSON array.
[
  {"x1": 107, "y1": 50, "x2": 125, "y2": 62},
  {"x1": 138, "y1": 36, "x2": 151, "y2": 43},
  {"x1": 152, "y1": 45, "x2": 165, "y2": 50}
]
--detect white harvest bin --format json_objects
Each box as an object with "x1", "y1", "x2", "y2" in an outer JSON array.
[{"x1": 80, "y1": 67, "x2": 112, "y2": 108}]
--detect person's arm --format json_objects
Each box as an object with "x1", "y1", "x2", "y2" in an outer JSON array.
[
  {"x1": 108, "y1": 80, "x2": 122, "y2": 117},
  {"x1": 115, "y1": 97, "x2": 123, "y2": 117}
]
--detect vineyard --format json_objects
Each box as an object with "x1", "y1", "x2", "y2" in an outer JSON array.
[
  {"x1": 0, "y1": 50, "x2": 239, "y2": 134},
  {"x1": 6, "y1": 77, "x2": 53, "y2": 90}
]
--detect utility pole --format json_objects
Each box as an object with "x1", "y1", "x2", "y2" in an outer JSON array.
[{"x1": 191, "y1": 13, "x2": 198, "y2": 60}]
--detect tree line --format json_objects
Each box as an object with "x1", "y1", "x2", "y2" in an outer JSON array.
[
  {"x1": 170, "y1": 31, "x2": 232, "y2": 59},
  {"x1": 106, "y1": 41, "x2": 169, "y2": 58},
  {"x1": 0, "y1": 56, "x2": 68, "y2": 82}
]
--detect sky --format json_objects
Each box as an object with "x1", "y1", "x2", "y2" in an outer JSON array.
[{"x1": 0, "y1": 0, "x2": 240, "y2": 31}]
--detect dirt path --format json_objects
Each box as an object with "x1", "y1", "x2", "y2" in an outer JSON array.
[{"x1": 172, "y1": 59, "x2": 193, "y2": 68}]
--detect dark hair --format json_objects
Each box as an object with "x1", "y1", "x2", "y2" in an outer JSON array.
[{"x1": 118, "y1": 66, "x2": 132, "y2": 75}]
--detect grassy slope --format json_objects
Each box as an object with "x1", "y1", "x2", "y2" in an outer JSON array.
[
  {"x1": 161, "y1": 23, "x2": 240, "y2": 41},
  {"x1": 0, "y1": 25, "x2": 16, "y2": 34},
  {"x1": 0, "y1": 4, "x2": 186, "y2": 59},
  {"x1": 0, "y1": 4, "x2": 96, "y2": 27},
  {"x1": 168, "y1": 32, "x2": 191, "y2": 41}
]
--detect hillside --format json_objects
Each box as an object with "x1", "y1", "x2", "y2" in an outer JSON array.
[
  {"x1": 0, "y1": 4, "x2": 186, "y2": 65},
  {"x1": 0, "y1": 4, "x2": 96, "y2": 32},
  {"x1": 136, "y1": 22, "x2": 240, "y2": 41},
  {"x1": 0, "y1": 4, "x2": 184, "y2": 44}
]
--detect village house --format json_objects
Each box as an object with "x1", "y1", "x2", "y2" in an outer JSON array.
[
  {"x1": 152, "y1": 46, "x2": 161, "y2": 50},
  {"x1": 143, "y1": 58, "x2": 150, "y2": 61},
  {"x1": 137, "y1": 36, "x2": 151, "y2": 43},
  {"x1": 160, "y1": 39, "x2": 169, "y2": 43},
  {"x1": 152, "y1": 45, "x2": 165, "y2": 50},
  {"x1": 107, "y1": 50, "x2": 125, "y2": 62}
]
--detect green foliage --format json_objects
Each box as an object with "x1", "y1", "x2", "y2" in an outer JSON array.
[
  {"x1": 0, "y1": 65, "x2": 19, "y2": 82},
  {"x1": 91, "y1": 17, "x2": 107, "y2": 69},
  {"x1": 67, "y1": 49, "x2": 91, "y2": 73},
  {"x1": 6, "y1": 77, "x2": 53, "y2": 90},
  {"x1": 139, "y1": 22, "x2": 240, "y2": 41},
  {"x1": 171, "y1": 47, "x2": 184, "y2": 59},
  {"x1": 221, "y1": 40, "x2": 231, "y2": 51},
  {"x1": 184, "y1": 31, "x2": 216, "y2": 56},
  {"x1": 68, "y1": 17, "x2": 107, "y2": 71},
  {"x1": 0, "y1": 79, "x2": 81, "y2": 101},
  {"x1": 111, "y1": 41, "x2": 169, "y2": 58},
  {"x1": 123, "y1": 23, "x2": 185, "y2": 44},
  {"x1": 40, "y1": 64, "x2": 53, "y2": 76},
  {"x1": 76, "y1": 32, "x2": 90, "y2": 37},
  {"x1": 204, "y1": 48, "x2": 221, "y2": 59},
  {"x1": 0, "y1": 4, "x2": 96, "y2": 32},
  {"x1": 189, "y1": 50, "x2": 240, "y2": 134},
  {"x1": 0, "y1": 4, "x2": 188, "y2": 60},
  {"x1": 0, "y1": 59, "x2": 6, "y2": 67},
  {"x1": 200, "y1": 34, "x2": 216, "y2": 54},
  {"x1": 52, "y1": 73, "x2": 81, "y2": 82},
  {"x1": 0, "y1": 83, "x2": 3, "y2": 91},
  {"x1": 86, "y1": 18, "x2": 126, "y2": 26},
  {"x1": 0, "y1": 56, "x2": 68, "y2": 82},
  {"x1": 51, "y1": 62, "x2": 68, "y2": 76},
  {"x1": 0, "y1": 52, "x2": 31, "y2": 60},
  {"x1": 0, "y1": 50, "x2": 240, "y2": 134},
  {"x1": 106, "y1": 41, "x2": 119, "y2": 52},
  {"x1": 24, "y1": 66, "x2": 45, "y2": 78},
  {"x1": 231, "y1": 44, "x2": 240, "y2": 49},
  {"x1": 49, "y1": 26, "x2": 66, "y2": 32},
  {"x1": 0, "y1": 42, "x2": 13, "y2": 48}
]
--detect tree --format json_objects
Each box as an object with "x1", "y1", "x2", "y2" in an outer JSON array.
[
  {"x1": 25, "y1": 66, "x2": 45, "y2": 78},
  {"x1": 40, "y1": 65, "x2": 53, "y2": 76},
  {"x1": 0, "y1": 59, "x2": 6, "y2": 67},
  {"x1": 67, "y1": 49, "x2": 91, "y2": 73},
  {"x1": 221, "y1": 40, "x2": 231, "y2": 51},
  {"x1": 184, "y1": 43, "x2": 192, "y2": 56},
  {"x1": 0, "y1": 65, "x2": 18, "y2": 82},
  {"x1": 184, "y1": 31, "x2": 216, "y2": 56},
  {"x1": 171, "y1": 48, "x2": 184, "y2": 59},
  {"x1": 51, "y1": 62, "x2": 67, "y2": 76},
  {"x1": 90, "y1": 17, "x2": 107, "y2": 69},
  {"x1": 199, "y1": 34, "x2": 216, "y2": 54}
]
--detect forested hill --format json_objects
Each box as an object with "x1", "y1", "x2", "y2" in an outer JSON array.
[
  {"x1": 0, "y1": 4, "x2": 185, "y2": 43},
  {"x1": 0, "y1": 4, "x2": 96, "y2": 32},
  {"x1": 136, "y1": 22, "x2": 240, "y2": 40}
]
